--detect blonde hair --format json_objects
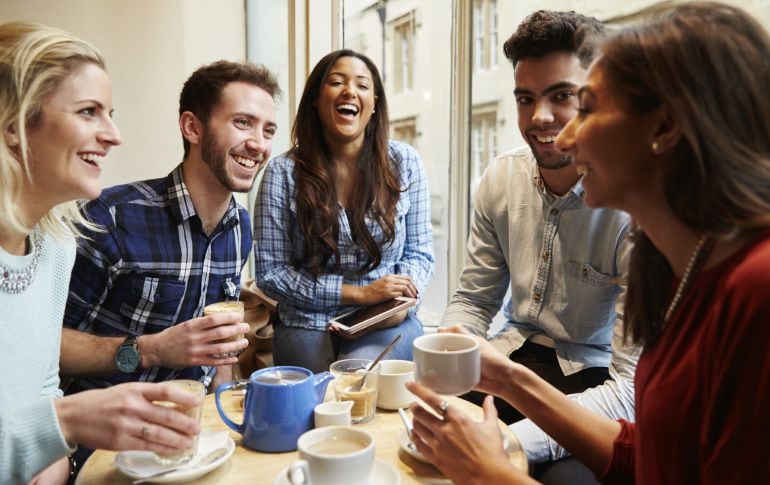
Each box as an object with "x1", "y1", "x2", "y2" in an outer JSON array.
[{"x1": 0, "y1": 21, "x2": 106, "y2": 239}]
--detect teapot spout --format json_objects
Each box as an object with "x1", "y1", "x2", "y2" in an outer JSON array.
[{"x1": 313, "y1": 371, "x2": 334, "y2": 403}]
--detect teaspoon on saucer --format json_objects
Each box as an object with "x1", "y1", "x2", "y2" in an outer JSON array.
[{"x1": 132, "y1": 447, "x2": 227, "y2": 484}]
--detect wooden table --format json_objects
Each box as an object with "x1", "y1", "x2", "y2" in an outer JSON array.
[{"x1": 77, "y1": 391, "x2": 527, "y2": 484}]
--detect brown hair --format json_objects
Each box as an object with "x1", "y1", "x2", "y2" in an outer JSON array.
[
  {"x1": 503, "y1": 10, "x2": 605, "y2": 68},
  {"x1": 289, "y1": 49, "x2": 400, "y2": 276},
  {"x1": 179, "y1": 60, "x2": 281, "y2": 158},
  {"x1": 599, "y1": 2, "x2": 770, "y2": 343}
]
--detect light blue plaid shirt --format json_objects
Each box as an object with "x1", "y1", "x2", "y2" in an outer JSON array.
[{"x1": 253, "y1": 140, "x2": 435, "y2": 331}]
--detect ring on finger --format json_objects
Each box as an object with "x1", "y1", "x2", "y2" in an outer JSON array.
[{"x1": 436, "y1": 400, "x2": 450, "y2": 417}]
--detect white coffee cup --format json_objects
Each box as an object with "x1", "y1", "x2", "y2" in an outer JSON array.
[
  {"x1": 376, "y1": 360, "x2": 416, "y2": 410},
  {"x1": 288, "y1": 426, "x2": 375, "y2": 485},
  {"x1": 314, "y1": 401, "x2": 353, "y2": 427},
  {"x1": 412, "y1": 333, "x2": 480, "y2": 395}
]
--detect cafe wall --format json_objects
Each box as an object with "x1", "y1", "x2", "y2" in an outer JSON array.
[{"x1": 0, "y1": 0, "x2": 247, "y2": 189}]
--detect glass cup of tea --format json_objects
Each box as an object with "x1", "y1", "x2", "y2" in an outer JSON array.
[
  {"x1": 153, "y1": 379, "x2": 206, "y2": 466},
  {"x1": 203, "y1": 300, "x2": 245, "y2": 358},
  {"x1": 329, "y1": 359, "x2": 380, "y2": 424}
]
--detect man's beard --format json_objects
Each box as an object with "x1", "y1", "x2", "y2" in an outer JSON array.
[
  {"x1": 200, "y1": 126, "x2": 254, "y2": 193},
  {"x1": 532, "y1": 150, "x2": 573, "y2": 171}
]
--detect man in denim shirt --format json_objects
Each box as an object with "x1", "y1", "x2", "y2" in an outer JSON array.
[{"x1": 442, "y1": 11, "x2": 640, "y2": 482}]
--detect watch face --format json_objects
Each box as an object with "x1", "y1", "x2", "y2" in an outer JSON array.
[{"x1": 116, "y1": 347, "x2": 141, "y2": 373}]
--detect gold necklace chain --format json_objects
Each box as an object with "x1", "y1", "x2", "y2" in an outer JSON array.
[{"x1": 663, "y1": 234, "x2": 715, "y2": 322}]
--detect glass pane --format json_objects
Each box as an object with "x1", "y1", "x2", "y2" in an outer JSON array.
[{"x1": 342, "y1": 0, "x2": 452, "y2": 326}]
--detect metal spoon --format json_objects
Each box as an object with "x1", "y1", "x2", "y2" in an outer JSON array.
[
  {"x1": 347, "y1": 333, "x2": 402, "y2": 392},
  {"x1": 132, "y1": 447, "x2": 227, "y2": 484}
]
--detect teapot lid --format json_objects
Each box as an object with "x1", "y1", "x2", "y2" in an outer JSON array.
[{"x1": 253, "y1": 366, "x2": 310, "y2": 385}]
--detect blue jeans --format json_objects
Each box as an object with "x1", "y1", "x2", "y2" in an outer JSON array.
[{"x1": 273, "y1": 314, "x2": 424, "y2": 373}]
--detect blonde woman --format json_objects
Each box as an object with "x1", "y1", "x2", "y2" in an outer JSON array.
[{"x1": 0, "y1": 22, "x2": 199, "y2": 483}]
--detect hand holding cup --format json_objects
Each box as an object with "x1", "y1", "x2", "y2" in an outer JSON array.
[{"x1": 412, "y1": 333, "x2": 480, "y2": 396}]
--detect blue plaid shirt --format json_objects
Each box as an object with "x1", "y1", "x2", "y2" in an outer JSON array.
[
  {"x1": 254, "y1": 140, "x2": 435, "y2": 330},
  {"x1": 63, "y1": 164, "x2": 251, "y2": 392}
]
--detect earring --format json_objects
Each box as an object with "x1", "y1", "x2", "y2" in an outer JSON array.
[
  {"x1": 651, "y1": 140, "x2": 660, "y2": 154},
  {"x1": 7, "y1": 135, "x2": 19, "y2": 147},
  {"x1": 372, "y1": 109, "x2": 376, "y2": 114}
]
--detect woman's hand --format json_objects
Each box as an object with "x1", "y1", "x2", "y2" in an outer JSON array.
[
  {"x1": 342, "y1": 274, "x2": 418, "y2": 305},
  {"x1": 406, "y1": 382, "x2": 534, "y2": 484},
  {"x1": 55, "y1": 382, "x2": 201, "y2": 455},
  {"x1": 438, "y1": 325, "x2": 519, "y2": 398},
  {"x1": 27, "y1": 456, "x2": 69, "y2": 485}
]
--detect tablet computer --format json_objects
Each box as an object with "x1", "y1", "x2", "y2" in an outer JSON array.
[{"x1": 329, "y1": 296, "x2": 417, "y2": 335}]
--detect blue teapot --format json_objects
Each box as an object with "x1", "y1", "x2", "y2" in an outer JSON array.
[{"x1": 215, "y1": 366, "x2": 333, "y2": 452}]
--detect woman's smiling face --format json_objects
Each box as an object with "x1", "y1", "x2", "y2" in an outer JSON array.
[
  {"x1": 25, "y1": 62, "x2": 122, "y2": 206},
  {"x1": 555, "y1": 59, "x2": 664, "y2": 212},
  {"x1": 316, "y1": 56, "x2": 377, "y2": 149}
]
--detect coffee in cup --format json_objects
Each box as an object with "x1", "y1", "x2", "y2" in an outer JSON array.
[
  {"x1": 288, "y1": 426, "x2": 375, "y2": 485},
  {"x1": 203, "y1": 300, "x2": 245, "y2": 357},
  {"x1": 153, "y1": 379, "x2": 206, "y2": 465},
  {"x1": 412, "y1": 333, "x2": 480, "y2": 395}
]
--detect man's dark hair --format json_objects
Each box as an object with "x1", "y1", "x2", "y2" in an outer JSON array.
[
  {"x1": 503, "y1": 10, "x2": 605, "y2": 68},
  {"x1": 178, "y1": 60, "x2": 281, "y2": 157}
]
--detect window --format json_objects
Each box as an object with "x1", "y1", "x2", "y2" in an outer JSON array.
[
  {"x1": 470, "y1": 104, "x2": 498, "y2": 196},
  {"x1": 472, "y1": 0, "x2": 498, "y2": 72},
  {"x1": 391, "y1": 117, "x2": 418, "y2": 148},
  {"x1": 343, "y1": 0, "x2": 451, "y2": 326},
  {"x1": 391, "y1": 11, "x2": 416, "y2": 93}
]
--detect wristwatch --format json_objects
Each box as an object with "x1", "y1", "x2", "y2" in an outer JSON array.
[{"x1": 115, "y1": 335, "x2": 142, "y2": 373}]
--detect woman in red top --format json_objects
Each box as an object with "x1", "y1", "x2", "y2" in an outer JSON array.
[{"x1": 407, "y1": 2, "x2": 770, "y2": 483}]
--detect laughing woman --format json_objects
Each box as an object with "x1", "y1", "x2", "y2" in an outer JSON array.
[
  {"x1": 0, "y1": 22, "x2": 200, "y2": 483},
  {"x1": 253, "y1": 49, "x2": 434, "y2": 372}
]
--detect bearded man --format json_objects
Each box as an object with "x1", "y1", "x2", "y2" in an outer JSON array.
[{"x1": 61, "y1": 60, "x2": 279, "y2": 405}]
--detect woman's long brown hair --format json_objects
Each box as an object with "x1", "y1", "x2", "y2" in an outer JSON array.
[
  {"x1": 289, "y1": 49, "x2": 401, "y2": 277},
  {"x1": 600, "y1": 2, "x2": 770, "y2": 344}
]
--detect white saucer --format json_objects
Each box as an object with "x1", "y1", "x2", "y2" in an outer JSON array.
[
  {"x1": 273, "y1": 458, "x2": 400, "y2": 485},
  {"x1": 114, "y1": 430, "x2": 234, "y2": 483},
  {"x1": 397, "y1": 427, "x2": 511, "y2": 464},
  {"x1": 397, "y1": 427, "x2": 430, "y2": 464}
]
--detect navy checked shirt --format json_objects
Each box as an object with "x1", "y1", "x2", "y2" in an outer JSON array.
[
  {"x1": 63, "y1": 164, "x2": 251, "y2": 393},
  {"x1": 253, "y1": 140, "x2": 435, "y2": 330}
]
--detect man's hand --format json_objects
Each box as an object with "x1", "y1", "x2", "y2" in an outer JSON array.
[
  {"x1": 139, "y1": 313, "x2": 249, "y2": 369},
  {"x1": 438, "y1": 325, "x2": 519, "y2": 398}
]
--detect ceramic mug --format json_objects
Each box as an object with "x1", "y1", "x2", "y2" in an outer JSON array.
[
  {"x1": 376, "y1": 359, "x2": 416, "y2": 410},
  {"x1": 314, "y1": 401, "x2": 353, "y2": 427},
  {"x1": 288, "y1": 426, "x2": 375, "y2": 485},
  {"x1": 412, "y1": 333, "x2": 480, "y2": 395}
]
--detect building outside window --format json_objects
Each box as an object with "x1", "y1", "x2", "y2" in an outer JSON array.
[
  {"x1": 472, "y1": 0, "x2": 498, "y2": 72},
  {"x1": 392, "y1": 116, "x2": 418, "y2": 148},
  {"x1": 470, "y1": 104, "x2": 498, "y2": 196},
  {"x1": 391, "y1": 11, "x2": 416, "y2": 93}
]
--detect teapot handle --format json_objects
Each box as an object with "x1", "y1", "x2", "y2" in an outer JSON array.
[{"x1": 215, "y1": 381, "x2": 247, "y2": 434}]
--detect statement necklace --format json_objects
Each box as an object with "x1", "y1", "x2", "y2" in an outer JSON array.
[
  {"x1": 1, "y1": 231, "x2": 43, "y2": 294},
  {"x1": 663, "y1": 234, "x2": 715, "y2": 322}
]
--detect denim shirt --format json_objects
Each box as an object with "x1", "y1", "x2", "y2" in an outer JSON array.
[
  {"x1": 253, "y1": 140, "x2": 435, "y2": 331},
  {"x1": 442, "y1": 146, "x2": 640, "y2": 462}
]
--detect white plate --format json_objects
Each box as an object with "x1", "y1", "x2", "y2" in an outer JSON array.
[
  {"x1": 397, "y1": 427, "x2": 511, "y2": 464},
  {"x1": 273, "y1": 458, "x2": 400, "y2": 485},
  {"x1": 113, "y1": 430, "x2": 235, "y2": 483}
]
